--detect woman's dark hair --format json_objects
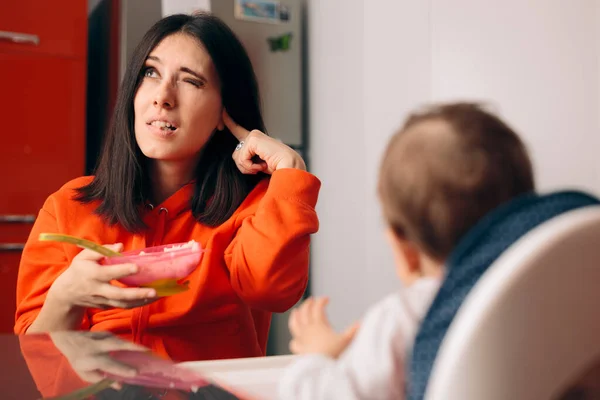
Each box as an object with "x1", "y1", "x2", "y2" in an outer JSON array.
[{"x1": 76, "y1": 13, "x2": 265, "y2": 232}]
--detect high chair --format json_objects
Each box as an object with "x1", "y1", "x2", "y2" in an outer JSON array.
[{"x1": 425, "y1": 206, "x2": 600, "y2": 399}]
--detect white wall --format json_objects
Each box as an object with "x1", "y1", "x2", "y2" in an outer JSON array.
[
  {"x1": 307, "y1": 0, "x2": 368, "y2": 328},
  {"x1": 431, "y1": 0, "x2": 600, "y2": 194},
  {"x1": 309, "y1": 0, "x2": 600, "y2": 330}
]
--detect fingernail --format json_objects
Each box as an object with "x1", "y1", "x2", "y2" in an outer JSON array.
[
  {"x1": 147, "y1": 289, "x2": 156, "y2": 297},
  {"x1": 130, "y1": 265, "x2": 138, "y2": 273}
]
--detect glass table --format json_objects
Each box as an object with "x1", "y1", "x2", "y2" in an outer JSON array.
[{"x1": 0, "y1": 331, "x2": 249, "y2": 400}]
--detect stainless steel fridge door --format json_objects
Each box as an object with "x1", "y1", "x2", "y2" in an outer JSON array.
[{"x1": 212, "y1": 1, "x2": 303, "y2": 147}]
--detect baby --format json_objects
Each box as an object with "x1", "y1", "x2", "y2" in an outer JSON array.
[{"x1": 279, "y1": 102, "x2": 535, "y2": 399}]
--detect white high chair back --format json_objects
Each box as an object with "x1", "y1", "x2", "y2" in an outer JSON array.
[{"x1": 425, "y1": 206, "x2": 600, "y2": 400}]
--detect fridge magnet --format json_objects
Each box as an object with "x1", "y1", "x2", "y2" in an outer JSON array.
[
  {"x1": 235, "y1": 0, "x2": 281, "y2": 24},
  {"x1": 267, "y1": 32, "x2": 292, "y2": 52},
  {"x1": 279, "y1": 5, "x2": 290, "y2": 22}
]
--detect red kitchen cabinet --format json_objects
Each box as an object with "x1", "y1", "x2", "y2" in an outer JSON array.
[{"x1": 0, "y1": 1, "x2": 87, "y2": 333}]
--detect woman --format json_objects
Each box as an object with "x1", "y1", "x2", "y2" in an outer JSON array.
[{"x1": 15, "y1": 13, "x2": 320, "y2": 362}]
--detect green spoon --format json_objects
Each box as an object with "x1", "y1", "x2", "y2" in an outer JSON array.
[
  {"x1": 39, "y1": 233, "x2": 121, "y2": 257},
  {"x1": 42, "y1": 378, "x2": 115, "y2": 400},
  {"x1": 38, "y1": 233, "x2": 190, "y2": 297}
]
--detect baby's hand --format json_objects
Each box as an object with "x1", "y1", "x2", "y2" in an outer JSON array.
[{"x1": 288, "y1": 297, "x2": 360, "y2": 359}]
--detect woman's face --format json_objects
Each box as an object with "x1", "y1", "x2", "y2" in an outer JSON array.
[{"x1": 133, "y1": 33, "x2": 222, "y2": 163}]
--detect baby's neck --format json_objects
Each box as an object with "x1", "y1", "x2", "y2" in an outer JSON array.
[{"x1": 420, "y1": 253, "x2": 446, "y2": 279}]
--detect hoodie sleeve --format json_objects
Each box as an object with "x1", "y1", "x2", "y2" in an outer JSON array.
[
  {"x1": 224, "y1": 168, "x2": 320, "y2": 312},
  {"x1": 14, "y1": 194, "x2": 90, "y2": 334}
]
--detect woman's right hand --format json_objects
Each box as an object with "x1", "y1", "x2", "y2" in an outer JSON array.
[{"x1": 48, "y1": 243, "x2": 157, "y2": 310}]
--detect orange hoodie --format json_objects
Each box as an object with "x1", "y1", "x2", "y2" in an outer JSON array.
[{"x1": 15, "y1": 169, "x2": 320, "y2": 362}]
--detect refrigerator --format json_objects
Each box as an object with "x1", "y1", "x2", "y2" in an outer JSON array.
[
  {"x1": 0, "y1": 0, "x2": 88, "y2": 333},
  {"x1": 89, "y1": 0, "x2": 308, "y2": 355}
]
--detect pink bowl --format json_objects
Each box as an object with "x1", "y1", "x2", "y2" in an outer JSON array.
[{"x1": 101, "y1": 241, "x2": 203, "y2": 286}]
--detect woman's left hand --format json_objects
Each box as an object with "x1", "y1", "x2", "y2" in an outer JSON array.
[{"x1": 223, "y1": 110, "x2": 306, "y2": 175}]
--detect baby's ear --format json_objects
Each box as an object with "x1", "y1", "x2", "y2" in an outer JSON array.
[
  {"x1": 386, "y1": 228, "x2": 422, "y2": 284},
  {"x1": 400, "y1": 239, "x2": 422, "y2": 276}
]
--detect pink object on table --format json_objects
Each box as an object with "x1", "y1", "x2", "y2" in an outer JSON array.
[
  {"x1": 101, "y1": 241, "x2": 203, "y2": 286},
  {"x1": 105, "y1": 350, "x2": 211, "y2": 391}
]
